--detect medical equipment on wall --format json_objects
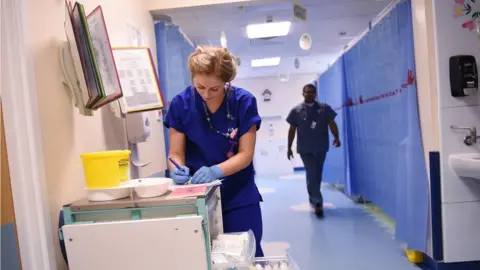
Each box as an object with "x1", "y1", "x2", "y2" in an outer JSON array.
[
  {"x1": 60, "y1": 1, "x2": 165, "y2": 119},
  {"x1": 126, "y1": 112, "x2": 151, "y2": 143},
  {"x1": 449, "y1": 55, "x2": 478, "y2": 97},
  {"x1": 125, "y1": 112, "x2": 153, "y2": 178},
  {"x1": 60, "y1": 2, "x2": 162, "y2": 180},
  {"x1": 60, "y1": 3, "x2": 123, "y2": 116}
]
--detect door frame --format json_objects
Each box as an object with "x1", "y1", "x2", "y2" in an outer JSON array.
[{"x1": 1, "y1": 0, "x2": 57, "y2": 269}]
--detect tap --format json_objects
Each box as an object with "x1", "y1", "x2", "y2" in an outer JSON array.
[{"x1": 450, "y1": 126, "x2": 478, "y2": 146}]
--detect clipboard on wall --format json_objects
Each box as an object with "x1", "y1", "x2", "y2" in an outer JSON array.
[
  {"x1": 86, "y1": 6, "x2": 123, "y2": 108},
  {"x1": 71, "y1": 2, "x2": 105, "y2": 108},
  {"x1": 112, "y1": 47, "x2": 165, "y2": 114},
  {"x1": 64, "y1": 2, "x2": 90, "y2": 106},
  {"x1": 65, "y1": 1, "x2": 123, "y2": 111}
]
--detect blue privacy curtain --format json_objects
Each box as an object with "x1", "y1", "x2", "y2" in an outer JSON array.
[
  {"x1": 155, "y1": 21, "x2": 194, "y2": 160},
  {"x1": 319, "y1": 58, "x2": 350, "y2": 195},
  {"x1": 319, "y1": 0, "x2": 429, "y2": 252}
]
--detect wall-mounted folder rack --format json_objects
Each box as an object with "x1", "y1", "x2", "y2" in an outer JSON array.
[
  {"x1": 61, "y1": 2, "x2": 165, "y2": 118},
  {"x1": 60, "y1": 1, "x2": 165, "y2": 178},
  {"x1": 60, "y1": 1, "x2": 123, "y2": 116}
]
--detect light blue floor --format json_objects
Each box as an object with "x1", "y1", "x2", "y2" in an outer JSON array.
[{"x1": 256, "y1": 175, "x2": 421, "y2": 270}]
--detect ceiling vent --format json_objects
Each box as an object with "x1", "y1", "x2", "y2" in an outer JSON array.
[
  {"x1": 151, "y1": 13, "x2": 173, "y2": 23},
  {"x1": 249, "y1": 36, "x2": 286, "y2": 47}
]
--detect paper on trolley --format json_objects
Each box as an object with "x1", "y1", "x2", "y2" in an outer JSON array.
[{"x1": 168, "y1": 180, "x2": 223, "y2": 199}]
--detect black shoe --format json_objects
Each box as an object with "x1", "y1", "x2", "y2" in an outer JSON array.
[{"x1": 314, "y1": 205, "x2": 324, "y2": 217}]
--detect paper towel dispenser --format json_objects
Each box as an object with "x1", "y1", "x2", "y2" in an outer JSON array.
[{"x1": 449, "y1": 55, "x2": 478, "y2": 97}]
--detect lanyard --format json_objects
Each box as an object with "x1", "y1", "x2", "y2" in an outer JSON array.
[{"x1": 301, "y1": 103, "x2": 318, "y2": 121}]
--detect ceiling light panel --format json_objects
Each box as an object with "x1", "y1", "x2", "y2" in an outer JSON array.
[
  {"x1": 246, "y1": 21, "x2": 291, "y2": 39},
  {"x1": 251, "y1": 57, "x2": 281, "y2": 67}
]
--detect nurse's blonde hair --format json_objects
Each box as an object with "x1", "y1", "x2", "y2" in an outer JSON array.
[{"x1": 188, "y1": 46, "x2": 237, "y2": 83}]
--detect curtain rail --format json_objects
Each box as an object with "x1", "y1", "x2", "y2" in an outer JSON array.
[
  {"x1": 323, "y1": 0, "x2": 403, "y2": 74},
  {"x1": 154, "y1": 20, "x2": 195, "y2": 48}
]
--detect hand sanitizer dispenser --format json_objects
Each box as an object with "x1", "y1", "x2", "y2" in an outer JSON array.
[
  {"x1": 126, "y1": 112, "x2": 151, "y2": 144},
  {"x1": 449, "y1": 55, "x2": 478, "y2": 97}
]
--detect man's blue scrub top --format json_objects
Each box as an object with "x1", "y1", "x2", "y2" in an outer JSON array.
[
  {"x1": 164, "y1": 86, "x2": 262, "y2": 211},
  {"x1": 286, "y1": 102, "x2": 337, "y2": 154}
]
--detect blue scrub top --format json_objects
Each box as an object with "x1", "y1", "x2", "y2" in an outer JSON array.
[
  {"x1": 164, "y1": 86, "x2": 262, "y2": 211},
  {"x1": 286, "y1": 102, "x2": 337, "y2": 154}
]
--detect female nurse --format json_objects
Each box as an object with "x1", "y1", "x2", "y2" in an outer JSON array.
[{"x1": 164, "y1": 46, "x2": 264, "y2": 257}]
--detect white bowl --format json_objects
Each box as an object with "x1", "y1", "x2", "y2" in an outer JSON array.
[
  {"x1": 86, "y1": 186, "x2": 132, "y2": 202},
  {"x1": 130, "y1": 177, "x2": 172, "y2": 198}
]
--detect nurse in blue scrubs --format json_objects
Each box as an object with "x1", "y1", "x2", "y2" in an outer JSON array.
[{"x1": 164, "y1": 46, "x2": 264, "y2": 257}]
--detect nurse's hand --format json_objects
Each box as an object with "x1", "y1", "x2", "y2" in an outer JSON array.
[
  {"x1": 171, "y1": 166, "x2": 190, "y2": 185},
  {"x1": 191, "y1": 166, "x2": 223, "y2": 184}
]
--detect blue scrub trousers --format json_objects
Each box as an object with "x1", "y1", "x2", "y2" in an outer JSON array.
[
  {"x1": 300, "y1": 151, "x2": 327, "y2": 207},
  {"x1": 222, "y1": 204, "x2": 264, "y2": 257}
]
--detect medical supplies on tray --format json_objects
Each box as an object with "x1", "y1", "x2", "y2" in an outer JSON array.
[
  {"x1": 211, "y1": 231, "x2": 299, "y2": 270},
  {"x1": 252, "y1": 256, "x2": 298, "y2": 270},
  {"x1": 212, "y1": 231, "x2": 256, "y2": 269}
]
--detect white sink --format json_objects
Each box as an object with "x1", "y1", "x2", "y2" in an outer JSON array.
[{"x1": 449, "y1": 153, "x2": 480, "y2": 180}]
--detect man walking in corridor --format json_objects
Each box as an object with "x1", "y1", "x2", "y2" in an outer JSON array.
[{"x1": 286, "y1": 84, "x2": 340, "y2": 217}]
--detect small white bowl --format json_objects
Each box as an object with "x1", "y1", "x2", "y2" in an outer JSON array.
[
  {"x1": 86, "y1": 186, "x2": 132, "y2": 202},
  {"x1": 130, "y1": 177, "x2": 172, "y2": 198}
]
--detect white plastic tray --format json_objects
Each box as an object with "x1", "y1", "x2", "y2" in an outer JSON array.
[{"x1": 130, "y1": 177, "x2": 172, "y2": 198}]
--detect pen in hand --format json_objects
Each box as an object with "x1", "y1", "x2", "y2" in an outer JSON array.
[
  {"x1": 168, "y1": 156, "x2": 186, "y2": 173},
  {"x1": 169, "y1": 156, "x2": 192, "y2": 185}
]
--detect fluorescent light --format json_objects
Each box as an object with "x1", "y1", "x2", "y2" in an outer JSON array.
[
  {"x1": 220, "y1": 31, "x2": 227, "y2": 48},
  {"x1": 251, "y1": 57, "x2": 281, "y2": 67},
  {"x1": 247, "y1": 21, "x2": 291, "y2": 39}
]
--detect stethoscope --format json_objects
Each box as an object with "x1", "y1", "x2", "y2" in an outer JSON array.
[
  {"x1": 200, "y1": 85, "x2": 236, "y2": 138},
  {"x1": 199, "y1": 84, "x2": 238, "y2": 158}
]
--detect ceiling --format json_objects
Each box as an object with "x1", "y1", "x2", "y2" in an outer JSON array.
[{"x1": 151, "y1": 0, "x2": 391, "y2": 79}]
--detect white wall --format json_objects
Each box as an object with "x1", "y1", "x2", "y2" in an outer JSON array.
[
  {"x1": 411, "y1": 0, "x2": 439, "y2": 257},
  {"x1": 432, "y1": 0, "x2": 480, "y2": 263},
  {"x1": 412, "y1": 0, "x2": 440, "y2": 167},
  {"x1": 145, "y1": 0, "x2": 255, "y2": 11},
  {"x1": 233, "y1": 74, "x2": 317, "y2": 174},
  {"x1": 27, "y1": 0, "x2": 165, "y2": 268}
]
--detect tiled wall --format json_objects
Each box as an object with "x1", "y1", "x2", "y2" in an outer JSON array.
[{"x1": 432, "y1": 0, "x2": 480, "y2": 263}]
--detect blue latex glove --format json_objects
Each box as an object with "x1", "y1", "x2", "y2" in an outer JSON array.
[
  {"x1": 170, "y1": 166, "x2": 190, "y2": 185},
  {"x1": 191, "y1": 166, "x2": 223, "y2": 184}
]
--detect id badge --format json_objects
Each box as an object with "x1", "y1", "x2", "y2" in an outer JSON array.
[{"x1": 311, "y1": 121, "x2": 317, "y2": 129}]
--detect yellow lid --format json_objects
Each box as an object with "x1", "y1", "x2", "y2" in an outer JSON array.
[{"x1": 80, "y1": 150, "x2": 131, "y2": 159}]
